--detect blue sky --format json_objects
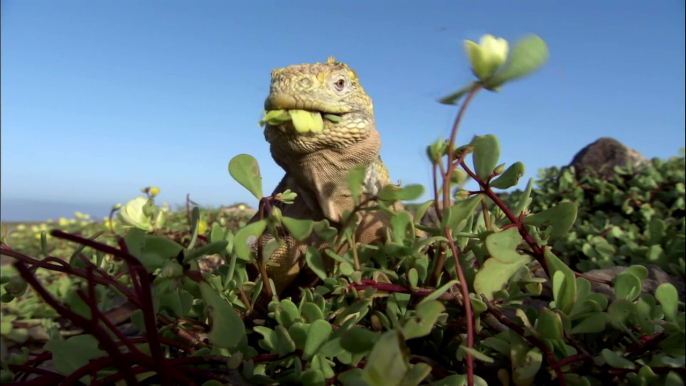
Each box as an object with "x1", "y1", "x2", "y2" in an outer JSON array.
[{"x1": 2, "y1": 1, "x2": 684, "y2": 221}]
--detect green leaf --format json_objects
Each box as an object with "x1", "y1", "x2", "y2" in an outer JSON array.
[
  {"x1": 302, "y1": 302, "x2": 324, "y2": 323},
  {"x1": 313, "y1": 220, "x2": 338, "y2": 243},
  {"x1": 485, "y1": 227, "x2": 529, "y2": 264},
  {"x1": 622, "y1": 265, "x2": 649, "y2": 280},
  {"x1": 600, "y1": 349, "x2": 636, "y2": 369},
  {"x1": 383, "y1": 184, "x2": 425, "y2": 202},
  {"x1": 228, "y1": 154, "x2": 263, "y2": 200},
  {"x1": 347, "y1": 164, "x2": 367, "y2": 205},
  {"x1": 412, "y1": 200, "x2": 435, "y2": 225},
  {"x1": 523, "y1": 202, "x2": 578, "y2": 239},
  {"x1": 187, "y1": 206, "x2": 201, "y2": 250},
  {"x1": 512, "y1": 178, "x2": 533, "y2": 217},
  {"x1": 544, "y1": 250, "x2": 577, "y2": 315},
  {"x1": 198, "y1": 282, "x2": 245, "y2": 349},
  {"x1": 44, "y1": 335, "x2": 106, "y2": 379},
  {"x1": 607, "y1": 299, "x2": 636, "y2": 331},
  {"x1": 490, "y1": 162, "x2": 526, "y2": 189},
  {"x1": 458, "y1": 346, "x2": 495, "y2": 363},
  {"x1": 486, "y1": 35, "x2": 549, "y2": 89},
  {"x1": 274, "y1": 325, "x2": 296, "y2": 356},
  {"x1": 399, "y1": 363, "x2": 432, "y2": 386},
  {"x1": 614, "y1": 273, "x2": 642, "y2": 301},
  {"x1": 655, "y1": 283, "x2": 679, "y2": 323},
  {"x1": 439, "y1": 82, "x2": 478, "y2": 105},
  {"x1": 474, "y1": 228, "x2": 531, "y2": 300},
  {"x1": 537, "y1": 308, "x2": 563, "y2": 341},
  {"x1": 340, "y1": 327, "x2": 379, "y2": 354},
  {"x1": 660, "y1": 333, "x2": 685, "y2": 358},
  {"x1": 403, "y1": 300, "x2": 445, "y2": 340},
  {"x1": 417, "y1": 280, "x2": 458, "y2": 307},
  {"x1": 471, "y1": 134, "x2": 501, "y2": 181},
  {"x1": 475, "y1": 258, "x2": 529, "y2": 301},
  {"x1": 431, "y1": 374, "x2": 467, "y2": 386},
  {"x1": 305, "y1": 247, "x2": 327, "y2": 281},
  {"x1": 303, "y1": 319, "x2": 332, "y2": 360},
  {"x1": 443, "y1": 195, "x2": 481, "y2": 233},
  {"x1": 184, "y1": 241, "x2": 229, "y2": 263},
  {"x1": 275, "y1": 299, "x2": 301, "y2": 329},
  {"x1": 233, "y1": 220, "x2": 267, "y2": 261},
  {"x1": 362, "y1": 330, "x2": 410, "y2": 386},
  {"x1": 300, "y1": 369, "x2": 325, "y2": 386},
  {"x1": 570, "y1": 312, "x2": 609, "y2": 334},
  {"x1": 513, "y1": 348, "x2": 543, "y2": 386},
  {"x1": 282, "y1": 217, "x2": 314, "y2": 241}
]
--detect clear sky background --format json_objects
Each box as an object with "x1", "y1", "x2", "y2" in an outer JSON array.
[{"x1": 2, "y1": 1, "x2": 684, "y2": 221}]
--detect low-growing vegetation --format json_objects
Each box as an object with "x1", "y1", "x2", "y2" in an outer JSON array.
[{"x1": 1, "y1": 34, "x2": 683, "y2": 386}]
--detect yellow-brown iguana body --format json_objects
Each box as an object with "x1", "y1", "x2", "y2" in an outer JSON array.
[{"x1": 250, "y1": 57, "x2": 402, "y2": 297}]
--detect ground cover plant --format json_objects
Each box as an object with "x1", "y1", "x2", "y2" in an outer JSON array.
[{"x1": 1, "y1": 34, "x2": 684, "y2": 386}]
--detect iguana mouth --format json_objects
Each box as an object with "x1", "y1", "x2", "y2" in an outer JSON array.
[{"x1": 259, "y1": 109, "x2": 342, "y2": 135}]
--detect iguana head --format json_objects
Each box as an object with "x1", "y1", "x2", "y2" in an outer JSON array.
[{"x1": 262, "y1": 57, "x2": 376, "y2": 155}]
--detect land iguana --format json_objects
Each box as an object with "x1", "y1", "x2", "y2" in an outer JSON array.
[{"x1": 248, "y1": 56, "x2": 402, "y2": 298}]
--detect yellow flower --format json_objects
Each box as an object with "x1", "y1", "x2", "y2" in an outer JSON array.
[
  {"x1": 16, "y1": 225, "x2": 26, "y2": 231},
  {"x1": 149, "y1": 186, "x2": 160, "y2": 198},
  {"x1": 464, "y1": 35, "x2": 509, "y2": 81},
  {"x1": 197, "y1": 220, "x2": 208, "y2": 235},
  {"x1": 58, "y1": 218, "x2": 69, "y2": 226}
]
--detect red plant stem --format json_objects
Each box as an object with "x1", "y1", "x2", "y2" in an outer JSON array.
[
  {"x1": 444, "y1": 227, "x2": 474, "y2": 386},
  {"x1": 547, "y1": 353, "x2": 591, "y2": 370},
  {"x1": 75, "y1": 286, "x2": 141, "y2": 355},
  {"x1": 134, "y1": 265, "x2": 172, "y2": 385},
  {"x1": 49, "y1": 230, "x2": 173, "y2": 384},
  {"x1": 0, "y1": 248, "x2": 142, "y2": 308},
  {"x1": 348, "y1": 280, "x2": 460, "y2": 303},
  {"x1": 573, "y1": 271, "x2": 612, "y2": 285},
  {"x1": 460, "y1": 161, "x2": 551, "y2": 276},
  {"x1": 12, "y1": 261, "x2": 141, "y2": 386},
  {"x1": 443, "y1": 84, "x2": 483, "y2": 214}
]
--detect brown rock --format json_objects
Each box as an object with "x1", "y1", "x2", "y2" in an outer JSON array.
[{"x1": 567, "y1": 137, "x2": 648, "y2": 180}]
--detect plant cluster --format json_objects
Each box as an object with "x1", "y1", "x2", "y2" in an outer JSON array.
[
  {"x1": 501, "y1": 153, "x2": 685, "y2": 279},
  {"x1": 1, "y1": 34, "x2": 684, "y2": 386}
]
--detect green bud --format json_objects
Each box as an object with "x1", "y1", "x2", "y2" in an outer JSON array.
[
  {"x1": 464, "y1": 35, "x2": 509, "y2": 81},
  {"x1": 5, "y1": 276, "x2": 28, "y2": 298},
  {"x1": 276, "y1": 189, "x2": 298, "y2": 205},
  {"x1": 269, "y1": 206, "x2": 283, "y2": 225},
  {"x1": 427, "y1": 137, "x2": 448, "y2": 163},
  {"x1": 454, "y1": 189, "x2": 470, "y2": 201},
  {"x1": 494, "y1": 163, "x2": 506, "y2": 176}
]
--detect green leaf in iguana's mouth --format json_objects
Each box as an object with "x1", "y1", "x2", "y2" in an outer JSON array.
[{"x1": 259, "y1": 110, "x2": 341, "y2": 134}]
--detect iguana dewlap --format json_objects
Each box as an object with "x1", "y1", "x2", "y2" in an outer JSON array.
[{"x1": 249, "y1": 57, "x2": 402, "y2": 296}]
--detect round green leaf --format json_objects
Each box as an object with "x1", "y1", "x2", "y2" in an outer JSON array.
[
  {"x1": 228, "y1": 154, "x2": 263, "y2": 200},
  {"x1": 303, "y1": 319, "x2": 332, "y2": 360},
  {"x1": 198, "y1": 282, "x2": 246, "y2": 349},
  {"x1": 655, "y1": 283, "x2": 679, "y2": 323},
  {"x1": 490, "y1": 162, "x2": 526, "y2": 189},
  {"x1": 471, "y1": 134, "x2": 501, "y2": 182}
]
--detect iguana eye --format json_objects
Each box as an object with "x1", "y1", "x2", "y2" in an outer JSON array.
[{"x1": 334, "y1": 78, "x2": 346, "y2": 91}]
